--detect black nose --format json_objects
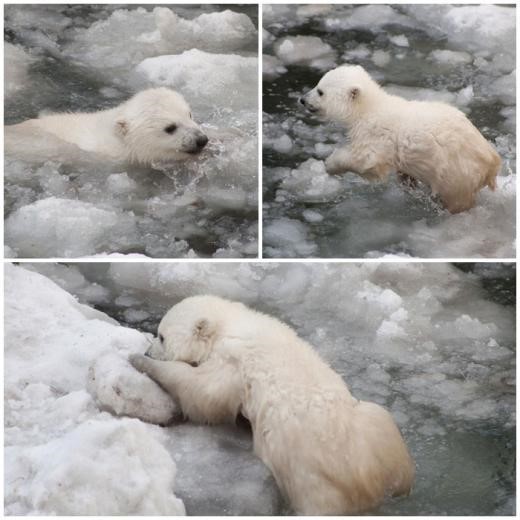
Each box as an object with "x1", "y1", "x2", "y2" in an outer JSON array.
[
  {"x1": 196, "y1": 135, "x2": 208, "y2": 149},
  {"x1": 299, "y1": 97, "x2": 306, "y2": 106}
]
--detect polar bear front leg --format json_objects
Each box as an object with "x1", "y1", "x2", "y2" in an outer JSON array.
[
  {"x1": 325, "y1": 147, "x2": 353, "y2": 175},
  {"x1": 129, "y1": 354, "x2": 243, "y2": 424},
  {"x1": 326, "y1": 147, "x2": 391, "y2": 181}
]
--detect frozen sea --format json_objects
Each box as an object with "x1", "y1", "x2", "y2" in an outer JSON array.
[
  {"x1": 4, "y1": 5, "x2": 258, "y2": 259},
  {"x1": 263, "y1": 4, "x2": 516, "y2": 258},
  {"x1": 5, "y1": 262, "x2": 515, "y2": 515}
]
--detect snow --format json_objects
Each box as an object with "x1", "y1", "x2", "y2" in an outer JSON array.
[
  {"x1": 5, "y1": 5, "x2": 258, "y2": 259},
  {"x1": 5, "y1": 264, "x2": 185, "y2": 515},
  {"x1": 263, "y1": 3, "x2": 515, "y2": 258},
  {"x1": 6, "y1": 262, "x2": 515, "y2": 515}
]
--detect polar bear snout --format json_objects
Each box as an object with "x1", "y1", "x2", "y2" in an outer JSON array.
[
  {"x1": 194, "y1": 133, "x2": 209, "y2": 151},
  {"x1": 183, "y1": 130, "x2": 209, "y2": 154},
  {"x1": 298, "y1": 92, "x2": 318, "y2": 113}
]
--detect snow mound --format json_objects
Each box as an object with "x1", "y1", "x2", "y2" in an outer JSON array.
[
  {"x1": 8, "y1": 419, "x2": 185, "y2": 515},
  {"x1": 5, "y1": 264, "x2": 185, "y2": 515}
]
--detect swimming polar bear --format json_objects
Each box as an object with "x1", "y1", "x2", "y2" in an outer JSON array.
[
  {"x1": 5, "y1": 88, "x2": 208, "y2": 165},
  {"x1": 299, "y1": 65, "x2": 501, "y2": 213},
  {"x1": 129, "y1": 295, "x2": 415, "y2": 515}
]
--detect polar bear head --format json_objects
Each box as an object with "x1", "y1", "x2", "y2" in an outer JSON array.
[
  {"x1": 148, "y1": 295, "x2": 245, "y2": 365},
  {"x1": 115, "y1": 88, "x2": 208, "y2": 165},
  {"x1": 299, "y1": 65, "x2": 381, "y2": 124}
]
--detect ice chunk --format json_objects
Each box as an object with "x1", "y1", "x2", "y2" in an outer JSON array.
[
  {"x1": 372, "y1": 50, "x2": 391, "y2": 67},
  {"x1": 263, "y1": 28, "x2": 275, "y2": 46},
  {"x1": 376, "y1": 320, "x2": 407, "y2": 339},
  {"x1": 64, "y1": 7, "x2": 257, "y2": 73},
  {"x1": 279, "y1": 158, "x2": 343, "y2": 203},
  {"x1": 302, "y1": 209, "x2": 324, "y2": 223},
  {"x1": 429, "y1": 49, "x2": 472, "y2": 65},
  {"x1": 263, "y1": 54, "x2": 288, "y2": 80},
  {"x1": 342, "y1": 45, "x2": 372, "y2": 61},
  {"x1": 272, "y1": 134, "x2": 293, "y2": 153},
  {"x1": 154, "y1": 7, "x2": 257, "y2": 54},
  {"x1": 5, "y1": 198, "x2": 139, "y2": 258},
  {"x1": 5, "y1": 43, "x2": 35, "y2": 98},
  {"x1": 484, "y1": 71, "x2": 516, "y2": 106},
  {"x1": 296, "y1": 4, "x2": 334, "y2": 19},
  {"x1": 404, "y1": 5, "x2": 515, "y2": 71},
  {"x1": 135, "y1": 49, "x2": 257, "y2": 110},
  {"x1": 409, "y1": 175, "x2": 516, "y2": 258},
  {"x1": 274, "y1": 36, "x2": 336, "y2": 69},
  {"x1": 263, "y1": 218, "x2": 317, "y2": 257},
  {"x1": 324, "y1": 5, "x2": 416, "y2": 32},
  {"x1": 389, "y1": 35, "x2": 409, "y2": 47},
  {"x1": 106, "y1": 172, "x2": 138, "y2": 194}
]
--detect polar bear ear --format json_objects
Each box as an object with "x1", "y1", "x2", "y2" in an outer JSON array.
[
  {"x1": 349, "y1": 87, "x2": 360, "y2": 100},
  {"x1": 115, "y1": 119, "x2": 129, "y2": 137},
  {"x1": 193, "y1": 318, "x2": 216, "y2": 341}
]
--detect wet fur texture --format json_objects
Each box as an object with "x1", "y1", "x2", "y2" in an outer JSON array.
[
  {"x1": 130, "y1": 295, "x2": 415, "y2": 515},
  {"x1": 301, "y1": 65, "x2": 501, "y2": 213},
  {"x1": 5, "y1": 88, "x2": 207, "y2": 165}
]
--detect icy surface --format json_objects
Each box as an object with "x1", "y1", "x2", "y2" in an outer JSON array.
[
  {"x1": 4, "y1": 264, "x2": 186, "y2": 515},
  {"x1": 18, "y1": 261, "x2": 516, "y2": 515},
  {"x1": 263, "y1": 4, "x2": 516, "y2": 258},
  {"x1": 4, "y1": 4, "x2": 258, "y2": 258}
]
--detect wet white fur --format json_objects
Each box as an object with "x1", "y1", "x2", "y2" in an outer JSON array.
[
  {"x1": 130, "y1": 295, "x2": 415, "y2": 515},
  {"x1": 5, "y1": 88, "x2": 206, "y2": 165},
  {"x1": 302, "y1": 65, "x2": 501, "y2": 213}
]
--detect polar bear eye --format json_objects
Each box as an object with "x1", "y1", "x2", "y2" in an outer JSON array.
[
  {"x1": 159, "y1": 333, "x2": 164, "y2": 343},
  {"x1": 164, "y1": 124, "x2": 177, "y2": 134},
  {"x1": 317, "y1": 89, "x2": 324, "y2": 97},
  {"x1": 189, "y1": 112, "x2": 193, "y2": 119}
]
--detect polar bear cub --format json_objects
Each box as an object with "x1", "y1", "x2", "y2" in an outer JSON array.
[
  {"x1": 130, "y1": 295, "x2": 415, "y2": 515},
  {"x1": 5, "y1": 88, "x2": 208, "y2": 165},
  {"x1": 299, "y1": 65, "x2": 501, "y2": 213}
]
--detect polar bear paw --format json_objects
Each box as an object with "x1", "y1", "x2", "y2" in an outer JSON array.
[
  {"x1": 325, "y1": 152, "x2": 348, "y2": 175},
  {"x1": 129, "y1": 353, "x2": 150, "y2": 373}
]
